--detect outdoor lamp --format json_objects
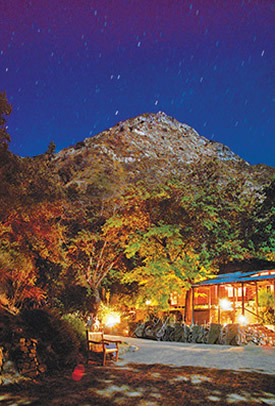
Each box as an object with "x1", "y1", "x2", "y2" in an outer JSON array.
[
  {"x1": 237, "y1": 314, "x2": 248, "y2": 325},
  {"x1": 219, "y1": 298, "x2": 233, "y2": 311},
  {"x1": 105, "y1": 313, "x2": 121, "y2": 328}
]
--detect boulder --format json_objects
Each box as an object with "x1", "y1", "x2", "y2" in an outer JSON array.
[
  {"x1": 191, "y1": 325, "x2": 201, "y2": 343},
  {"x1": 207, "y1": 323, "x2": 222, "y2": 344},
  {"x1": 183, "y1": 324, "x2": 190, "y2": 342},
  {"x1": 223, "y1": 324, "x2": 240, "y2": 345},
  {"x1": 174, "y1": 323, "x2": 185, "y2": 342},
  {"x1": 134, "y1": 324, "x2": 145, "y2": 338}
]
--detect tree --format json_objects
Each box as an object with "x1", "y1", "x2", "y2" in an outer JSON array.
[
  {"x1": 98, "y1": 183, "x2": 209, "y2": 310},
  {"x1": 0, "y1": 202, "x2": 66, "y2": 310},
  {"x1": 105, "y1": 178, "x2": 255, "y2": 311},
  {"x1": 0, "y1": 91, "x2": 12, "y2": 145},
  {"x1": 250, "y1": 179, "x2": 275, "y2": 261},
  {"x1": 66, "y1": 226, "x2": 124, "y2": 313}
]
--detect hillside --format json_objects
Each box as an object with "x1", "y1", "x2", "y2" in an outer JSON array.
[
  {"x1": 0, "y1": 111, "x2": 274, "y2": 317},
  {"x1": 53, "y1": 111, "x2": 274, "y2": 198}
]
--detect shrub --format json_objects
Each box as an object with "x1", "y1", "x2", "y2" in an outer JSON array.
[
  {"x1": 62, "y1": 312, "x2": 87, "y2": 352},
  {"x1": 20, "y1": 308, "x2": 81, "y2": 372},
  {"x1": 257, "y1": 288, "x2": 275, "y2": 324}
]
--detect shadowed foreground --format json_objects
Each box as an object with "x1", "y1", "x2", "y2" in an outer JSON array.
[{"x1": 0, "y1": 363, "x2": 274, "y2": 405}]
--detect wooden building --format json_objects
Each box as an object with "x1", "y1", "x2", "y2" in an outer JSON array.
[{"x1": 187, "y1": 270, "x2": 275, "y2": 325}]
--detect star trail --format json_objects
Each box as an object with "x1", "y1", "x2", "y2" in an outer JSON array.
[{"x1": 1, "y1": 0, "x2": 274, "y2": 165}]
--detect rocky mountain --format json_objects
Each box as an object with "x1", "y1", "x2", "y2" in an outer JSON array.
[{"x1": 53, "y1": 111, "x2": 274, "y2": 197}]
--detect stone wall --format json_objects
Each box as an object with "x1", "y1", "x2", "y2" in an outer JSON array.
[
  {"x1": 0, "y1": 333, "x2": 47, "y2": 385},
  {"x1": 15, "y1": 337, "x2": 46, "y2": 377},
  {"x1": 133, "y1": 322, "x2": 275, "y2": 346}
]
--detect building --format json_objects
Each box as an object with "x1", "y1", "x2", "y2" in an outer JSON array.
[{"x1": 185, "y1": 269, "x2": 275, "y2": 325}]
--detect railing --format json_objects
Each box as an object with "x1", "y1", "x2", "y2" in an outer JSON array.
[{"x1": 244, "y1": 307, "x2": 265, "y2": 324}]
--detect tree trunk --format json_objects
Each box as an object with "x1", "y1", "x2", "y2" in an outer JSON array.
[{"x1": 91, "y1": 286, "x2": 101, "y2": 316}]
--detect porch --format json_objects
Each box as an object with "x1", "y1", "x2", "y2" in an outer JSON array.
[{"x1": 189, "y1": 270, "x2": 275, "y2": 325}]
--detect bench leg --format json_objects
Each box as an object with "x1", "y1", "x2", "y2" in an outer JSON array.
[{"x1": 103, "y1": 351, "x2": 107, "y2": 366}]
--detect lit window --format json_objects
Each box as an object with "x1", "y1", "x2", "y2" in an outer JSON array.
[
  {"x1": 227, "y1": 287, "x2": 234, "y2": 297},
  {"x1": 170, "y1": 293, "x2": 178, "y2": 306}
]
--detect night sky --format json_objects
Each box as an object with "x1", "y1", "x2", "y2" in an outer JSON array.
[{"x1": 1, "y1": 0, "x2": 274, "y2": 166}]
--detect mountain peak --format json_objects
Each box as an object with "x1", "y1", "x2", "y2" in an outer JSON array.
[
  {"x1": 56, "y1": 112, "x2": 245, "y2": 168},
  {"x1": 54, "y1": 113, "x2": 273, "y2": 195}
]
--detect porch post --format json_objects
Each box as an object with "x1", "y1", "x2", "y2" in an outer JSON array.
[
  {"x1": 255, "y1": 282, "x2": 259, "y2": 320},
  {"x1": 191, "y1": 287, "x2": 195, "y2": 325},
  {"x1": 232, "y1": 285, "x2": 236, "y2": 323},
  {"x1": 208, "y1": 287, "x2": 211, "y2": 322},
  {"x1": 241, "y1": 283, "x2": 245, "y2": 316},
  {"x1": 217, "y1": 284, "x2": 220, "y2": 323}
]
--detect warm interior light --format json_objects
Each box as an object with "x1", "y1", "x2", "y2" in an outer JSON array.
[
  {"x1": 219, "y1": 298, "x2": 233, "y2": 311},
  {"x1": 105, "y1": 313, "x2": 120, "y2": 328},
  {"x1": 237, "y1": 314, "x2": 248, "y2": 325}
]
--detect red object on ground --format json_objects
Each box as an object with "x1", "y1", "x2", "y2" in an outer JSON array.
[{"x1": 72, "y1": 364, "x2": 85, "y2": 381}]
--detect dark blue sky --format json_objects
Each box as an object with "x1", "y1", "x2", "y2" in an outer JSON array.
[{"x1": 1, "y1": 0, "x2": 274, "y2": 165}]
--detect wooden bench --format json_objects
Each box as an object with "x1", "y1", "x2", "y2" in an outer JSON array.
[{"x1": 86, "y1": 331, "x2": 121, "y2": 366}]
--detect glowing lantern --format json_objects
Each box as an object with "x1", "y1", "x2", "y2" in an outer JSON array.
[
  {"x1": 105, "y1": 313, "x2": 120, "y2": 328},
  {"x1": 219, "y1": 298, "x2": 233, "y2": 311},
  {"x1": 237, "y1": 314, "x2": 248, "y2": 325},
  {"x1": 145, "y1": 300, "x2": 152, "y2": 305}
]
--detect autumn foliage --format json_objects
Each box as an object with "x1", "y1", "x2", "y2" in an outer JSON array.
[{"x1": 0, "y1": 93, "x2": 274, "y2": 315}]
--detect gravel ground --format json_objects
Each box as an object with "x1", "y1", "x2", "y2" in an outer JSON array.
[
  {"x1": 0, "y1": 337, "x2": 274, "y2": 405},
  {"x1": 111, "y1": 336, "x2": 275, "y2": 375}
]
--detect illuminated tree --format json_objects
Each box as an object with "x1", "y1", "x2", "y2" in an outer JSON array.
[
  {"x1": 106, "y1": 178, "x2": 255, "y2": 310},
  {"x1": 0, "y1": 202, "x2": 66, "y2": 310},
  {"x1": 66, "y1": 227, "x2": 124, "y2": 312},
  {"x1": 250, "y1": 179, "x2": 275, "y2": 261}
]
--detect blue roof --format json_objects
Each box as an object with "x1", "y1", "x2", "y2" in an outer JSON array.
[{"x1": 193, "y1": 270, "x2": 275, "y2": 287}]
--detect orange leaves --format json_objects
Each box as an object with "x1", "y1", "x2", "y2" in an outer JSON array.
[
  {"x1": 0, "y1": 201, "x2": 66, "y2": 309},
  {"x1": 4, "y1": 201, "x2": 65, "y2": 263}
]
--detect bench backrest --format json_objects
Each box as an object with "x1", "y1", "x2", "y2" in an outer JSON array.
[{"x1": 86, "y1": 331, "x2": 104, "y2": 353}]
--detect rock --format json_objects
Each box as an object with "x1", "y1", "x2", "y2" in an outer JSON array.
[
  {"x1": 191, "y1": 325, "x2": 201, "y2": 343},
  {"x1": 203, "y1": 325, "x2": 210, "y2": 343},
  {"x1": 207, "y1": 323, "x2": 222, "y2": 344},
  {"x1": 128, "y1": 345, "x2": 139, "y2": 352},
  {"x1": 197, "y1": 326, "x2": 206, "y2": 343},
  {"x1": 183, "y1": 324, "x2": 190, "y2": 342},
  {"x1": 165, "y1": 325, "x2": 176, "y2": 341},
  {"x1": 2, "y1": 360, "x2": 17, "y2": 374},
  {"x1": 223, "y1": 324, "x2": 240, "y2": 345},
  {"x1": 134, "y1": 324, "x2": 145, "y2": 338},
  {"x1": 174, "y1": 324, "x2": 185, "y2": 342}
]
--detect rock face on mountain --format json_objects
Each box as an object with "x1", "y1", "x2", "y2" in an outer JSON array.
[{"x1": 54, "y1": 112, "x2": 274, "y2": 196}]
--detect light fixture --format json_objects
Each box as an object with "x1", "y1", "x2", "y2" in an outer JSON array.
[
  {"x1": 105, "y1": 313, "x2": 121, "y2": 328},
  {"x1": 219, "y1": 298, "x2": 233, "y2": 311},
  {"x1": 237, "y1": 314, "x2": 248, "y2": 326}
]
